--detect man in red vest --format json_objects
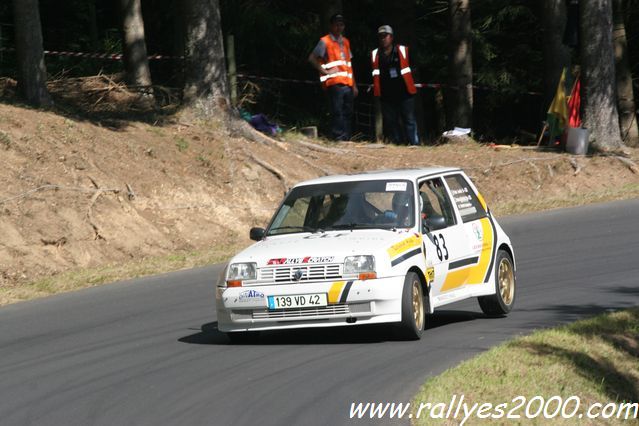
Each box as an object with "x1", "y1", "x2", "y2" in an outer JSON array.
[
  {"x1": 308, "y1": 14, "x2": 358, "y2": 141},
  {"x1": 371, "y1": 25, "x2": 419, "y2": 145}
]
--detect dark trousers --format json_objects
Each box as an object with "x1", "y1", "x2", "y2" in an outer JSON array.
[
  {"x1": 381, "y1": 96, "x2": 419, "y2": 145},
  {"x1": 327, "y1": 84, "x2": 354, "y2": 141}
]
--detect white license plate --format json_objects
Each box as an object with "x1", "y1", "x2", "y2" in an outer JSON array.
[{"x1": 268, "y1": 293, "x2": 327, "y2": 310}]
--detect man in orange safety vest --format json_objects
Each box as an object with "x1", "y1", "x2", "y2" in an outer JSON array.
[
  {"x1": 308, "y1": 14, "x2": 358, "y2": 141},
  {"x1": 371, "y1": 25, "x2": 419, "y2": 145}
]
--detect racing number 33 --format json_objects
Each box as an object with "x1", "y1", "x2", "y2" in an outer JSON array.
[{"x1": 433, "y1": 234, "x2": 449, "y2": 261}]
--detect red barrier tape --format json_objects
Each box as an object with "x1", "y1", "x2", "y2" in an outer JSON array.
[
  {"x1": 0, "y1": 47, "x2": 541, "y2": 96},
  {"x1": 0, "y1": 47, "x2": 182, "y2": 60}
]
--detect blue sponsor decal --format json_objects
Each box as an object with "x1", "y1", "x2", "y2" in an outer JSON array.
[{"x1": 238, "y1": 289, "x2": 265, "y2": 302}]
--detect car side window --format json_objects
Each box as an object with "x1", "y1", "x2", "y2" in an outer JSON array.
[
  {"x1": 444, "y1": 174, "x2": 487, "y2": 223},
  {"x1": 419, "y1": 178, "x2": 456, "y2": 232}
]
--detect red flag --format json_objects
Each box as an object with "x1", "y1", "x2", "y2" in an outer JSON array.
[{"x1": 568, "y1": 77, "x2": 581, "y2": 127}]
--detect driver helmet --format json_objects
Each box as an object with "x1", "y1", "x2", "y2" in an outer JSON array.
[{"x1": 391, "y1": 191, "x2": 412, "y2": 225}]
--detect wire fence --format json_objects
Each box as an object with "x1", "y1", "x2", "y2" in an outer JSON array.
[{"x1": 0, "y1": 39, "x2": 547, "y2": 140}]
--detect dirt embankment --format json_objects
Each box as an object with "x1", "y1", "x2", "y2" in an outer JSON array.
[{"x1": 0, "y1": 100, "x2": 638, "y2": 303}]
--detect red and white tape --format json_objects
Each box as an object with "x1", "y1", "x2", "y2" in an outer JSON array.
[
  {"x1": 0, "y1": 47, "x2": 541, "y2": 96},
  {"x1": 0, "y1": 47, "x2": 181, "y2": 60}
]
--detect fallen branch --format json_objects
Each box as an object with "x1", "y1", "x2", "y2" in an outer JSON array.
[
  {"x1": 234, "y1": 120, "x2": 289, "y2": 151},
  {"x1": 126, "y1": 183, "x2": 136, "y2": 200},
  {"x1": 467, "y1": 157, "x2": 554, "y2": 172},
  {"x1": 613, "y1": 156, "x2": 639, "y2": 174},
  {"x1": 295, "y1": 139, "x2": 348, "y2": 155},
  {"x1": 0, "y1": 184, "x2": 120, "y2": 205},
  {"x1": 289, "y1": 151, "x2": 333, "y2": 176},
  {"x1": 569, "y1": 157, "x2": 583, "y2": 176},
  {"x1": 243, "y1": 149, "x2": 288, "y2": 193},
  {"x1": 41, "y1": 236, "x2": 67, "y2": 247},
  {"x1": 86, "y1": 189, "x2": 106, "y2": 240}
]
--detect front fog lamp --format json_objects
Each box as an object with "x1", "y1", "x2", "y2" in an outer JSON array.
[
  {"x1": 344, "y1": 255, "x2": 376, "y2": 276},
  {"x1": 227, "y1": 262, "x2": 257, "y2": 283}
]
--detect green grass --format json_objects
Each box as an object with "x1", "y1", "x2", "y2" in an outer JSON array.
[
  {"x1": 175, "y1": 137, "x2": 189, "y2": 152},
  {"x1": 0, "y1": 244, "x2": 241, "y2": 306},
  {"x1": 412, "y1": 308, "x2": 639, "y2": 425},
  {"x1": 0, "y1": 130, "x2": 11, "y2": 148}
]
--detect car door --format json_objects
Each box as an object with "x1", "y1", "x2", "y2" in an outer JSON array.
[
  {"x1": 418, "y1": 177, "x2": 474, "y2": 303},
  {"x1": 441, "y1": 173, "x2": 494, "y2": 292}
]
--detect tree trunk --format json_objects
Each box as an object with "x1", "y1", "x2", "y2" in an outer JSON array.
[
  {"x1": 447, "y1": 0, "x2": 473, "y2": 129},
  {"x1": 120, "y1": 0, "x2": 152, "y2": 87},
  {"x1": 541, "y1": 0, "x2": 572, "y2": 108},
  {"x1": 613, "y1": 0, "x2": 639, "y2": 146},
  {"x1": 580, "y1": 0, "x2": 624, "y2": 151},
  {"x1": 87, "y1": 0, "x2": 99, "y2": 51},
  {"x1": 182, "y1": 0, "x2": 229, "y2": 112},
  {"x1": 12, "y1": 0, "x2": 51, "y2": 107}
]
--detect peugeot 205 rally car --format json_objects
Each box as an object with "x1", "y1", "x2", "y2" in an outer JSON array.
[{"x1": 216, "y1": 168, "x2": 516, "y2": 342}]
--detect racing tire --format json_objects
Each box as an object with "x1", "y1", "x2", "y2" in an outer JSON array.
[
  {"x1": 227, "y1": 331, "x2": 260, "y2": 344},
  {"x1": 478, "y1": 249, "x2": 516, "y2": 316},
  {"x1": 397, "y1": 272, "x2": 426, "y2": 340}
]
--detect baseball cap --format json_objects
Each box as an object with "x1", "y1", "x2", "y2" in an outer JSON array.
[
  {"x1": 378, "y1": 25, "x2": 393, "y2": 35},
  {"x1": 330, "y1": 14, "x2": 345, "y2": 24}
]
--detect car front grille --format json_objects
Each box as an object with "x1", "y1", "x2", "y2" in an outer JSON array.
[
  {"x1": 229, "y1": 302, "x2": 372, "y2": 321},
  {"x1": 258, "y1": 264, "x2": 342, "y2": 283}
]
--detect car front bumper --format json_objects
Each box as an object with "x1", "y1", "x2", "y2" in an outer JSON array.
[{"x1": 215, "y1": 276, "x2": 404, "y2": 332}]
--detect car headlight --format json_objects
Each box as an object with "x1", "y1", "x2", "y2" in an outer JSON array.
[
  {"x1": 344, "y1": 255, "x2": 375, "y2": 274},
  {"x1": 227, "y1": 262, "x2": 257, "y2": 282}
]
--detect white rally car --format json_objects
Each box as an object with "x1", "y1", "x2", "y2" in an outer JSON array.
[{"x1": 216, "y1": 168, "x2": 516, "y2": 342}]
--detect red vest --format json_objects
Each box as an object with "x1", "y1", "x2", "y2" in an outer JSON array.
[
  {"x1": 318, "y1": 35, "x2": 354, "y2": 88},
  {"x1": 371, "y1": 44, "x2": 417, "y2": 97}
]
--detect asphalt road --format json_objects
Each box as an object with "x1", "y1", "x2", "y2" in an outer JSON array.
[{"x1": 1, "y1": 199, "x2": 638, "y2": 425}]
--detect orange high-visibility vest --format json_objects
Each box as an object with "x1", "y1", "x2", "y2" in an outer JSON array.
[
  {"x1": 318, "y1": 35, "x2": 354, "y2": 88},
  {"x1": 371, "y1": 44, "x2": 417, "y2": 97}
]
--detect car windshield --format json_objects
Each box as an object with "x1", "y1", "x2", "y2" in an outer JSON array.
[{"x1": 267, "y1": 180, "x2": 415, "y2": 236}]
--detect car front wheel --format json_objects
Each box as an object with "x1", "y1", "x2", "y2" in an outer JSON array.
[
  {"x1": 478, "y1": 249, "x2": 516, "y2": 316},
  {"x1": 397, "y1": 272, "x2": 426, "y2": 340}
]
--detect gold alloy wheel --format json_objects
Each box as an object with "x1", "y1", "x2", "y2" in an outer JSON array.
[
  {"x1": 412, "y1": 279, "x2": 424, "y2": 330},
  {"x1": 498, "y1": 258, "x2": 515, "y2": 305}
]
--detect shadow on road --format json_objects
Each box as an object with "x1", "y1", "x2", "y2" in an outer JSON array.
[{"x1": 178, "y1": 310, "x2": 485, "y2": 346}]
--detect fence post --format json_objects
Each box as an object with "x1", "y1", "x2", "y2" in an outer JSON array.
[{"x1": 226, "y1": 34, "x2": 237, "y2": 106}]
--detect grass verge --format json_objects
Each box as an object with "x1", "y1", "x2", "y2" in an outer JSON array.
[
  {"x1": 0, "y1": 244, "x2": 241, "y2": 306},
  {"x1": 412, "y1": 308, "x2": 639, "y2": 425}
]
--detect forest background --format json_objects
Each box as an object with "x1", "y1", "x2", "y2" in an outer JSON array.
[{"x1": 1, "y1": 0, "x2": 638, "y2": 145}]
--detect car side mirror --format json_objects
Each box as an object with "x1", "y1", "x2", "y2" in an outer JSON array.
[
  {"x1": 423, "y1": 215, "x2": 447, "y2": 232},
  {"x1": 250, "y1": 227, "x2": 265, "y2": 241}
]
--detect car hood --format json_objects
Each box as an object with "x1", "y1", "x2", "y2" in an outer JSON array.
[{"x1": 232, "y1": 229, "x2": 420, "y2": 267}]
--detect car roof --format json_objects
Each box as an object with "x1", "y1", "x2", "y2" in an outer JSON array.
[{"x1": 293, "y1": 167, "x2": 462, "y2": 188}]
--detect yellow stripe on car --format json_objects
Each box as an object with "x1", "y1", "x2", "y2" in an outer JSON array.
[
  {"x1": 387, "y1": 234, "x2": 422, "y2": 259},
  {"x1": 441, "y1": 218, "x2": 494, "y2": 291},
  {"x1": 328, "y1": 281, "x2": 346, "y2": 304},
  {"x1": 476, "y1": 192, "x2": 488, "y2": 211}
]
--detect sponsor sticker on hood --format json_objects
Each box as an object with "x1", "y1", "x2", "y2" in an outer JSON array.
[{"x1": 267, "y1": 256, "x2": 335, "y2": 265}]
